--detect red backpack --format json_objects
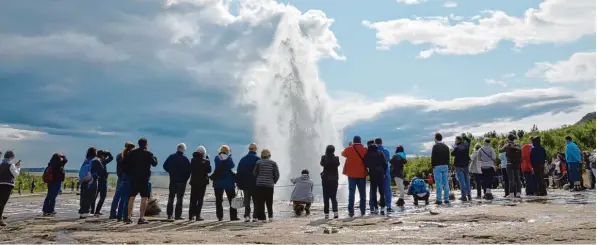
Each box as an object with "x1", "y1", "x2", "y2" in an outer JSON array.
[{"x1": 42, "y1": 165, "x2": 53, "y2": 184}]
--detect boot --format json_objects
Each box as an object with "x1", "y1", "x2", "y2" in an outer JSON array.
[
  {"x1": 294, "y1": 205, "x2": 304, "y2": 216},
  {"x1": 397, "y1": 198, "x2": 405, "y2": 207}
]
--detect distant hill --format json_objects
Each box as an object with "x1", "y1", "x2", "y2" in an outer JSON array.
[{"x1": 576, "y1": 112, "x2": 596, "y2": 125}]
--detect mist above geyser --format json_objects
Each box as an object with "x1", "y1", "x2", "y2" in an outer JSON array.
[{"x1": 241, "y1": 13, "x2": 344, "y2": 199}]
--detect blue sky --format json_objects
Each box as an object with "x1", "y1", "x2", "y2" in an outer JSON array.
[{"x1": 0, "y1": 0, "x2": 594, "y2": 171}]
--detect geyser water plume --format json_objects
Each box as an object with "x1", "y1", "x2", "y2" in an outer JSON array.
[{"x1": 240, "y1": 12, "x2": 346, "y2": 200}]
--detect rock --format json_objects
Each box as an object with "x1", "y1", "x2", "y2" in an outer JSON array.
[
  {"x1": 449, "y1": 193, "x2": 455, "y2": 200},
  {"x1": 323, "y1": 227, "x2": 338, "y2": 234},
  {"x1": 392, "y1": 220, "x2": 404, "y2": 225},
  {"x1": 429, "y1": 210, "x2": 440, "y2": 215},
  {"x1": 563, "y1": 184, "x2": 571, "y2": 190},
  {"x1": 145, "y1": 198, "x2": 161, "y2": 216}
]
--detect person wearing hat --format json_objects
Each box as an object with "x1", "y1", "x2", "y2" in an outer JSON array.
[
  {"x1": 291, "y1": 169, "x2": 314, "y2": 216},
  {"x1": 0, "y1": 150, "x2": 20, "y2": 226},
  {"x1": 341, "y1": 136, "x2": 368, "y2": 218},
  {"x1": 253, "y1": 149, "x2": 279, "y2": 222},
  {"x1": 237, "y1": 143, "x2": 260, "y2": 222}
]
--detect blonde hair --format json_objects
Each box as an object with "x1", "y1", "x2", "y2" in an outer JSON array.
[
  {"x1": 261, "y1": 149, "x2": 271, "y2": 159},
  {"x1": 219, "y1": 145, "x2": 231, "y2": 154},
  {"x1": 196, "y1": 145, "x2": 206, "y2": 155}
]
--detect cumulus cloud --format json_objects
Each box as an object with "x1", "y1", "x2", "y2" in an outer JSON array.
[
  {"x1": 443, "y1": 1, "x2": 458, "y2": 8},
  {"x1": 363, "y1": 0, "x2": 596, "y2": 58},
  {"x1": 0, "y1": 126, "x2": 46, "y2": 141},
  {"x1": 397, "y1": 0, "x2": 428, "y2": 5},
  {"x1": 526, "y1": 52, "x2": 596, "y2": 83}
]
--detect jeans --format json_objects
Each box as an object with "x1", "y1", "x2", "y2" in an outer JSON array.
[
  {"x1": 433, "y1": 165, "x2": 450, "y2": 201},
  {"x1": 481, "y1": 167, "x2": 495, "y2": 193},
  {"x1": 347, "y1": 177, "x2": 366, "y2": 215},
  {"x1": 501, "y1": 168, "x2": 509, "y2": 196},
  {"x1": 91, "y1": 181, "x2": 107, "y2": 214},
  {"x1": 394, "y1": 177, "x2": 405, "y2": 199},
  {"x1": 189, "y1": 184, "x2": 207, "y2": 218},
  {"x1": 523, "y1": 172, "x2": 536, "y2": 195},
  {"x1": 242, "y1": 188, "x2": 257, "y2": 219},
  {"x1": 214, "y1": 188, "x2": 238, "y2": 220},
  {"x1": 255, "y1": 186, "x2": 274, "y2": 221},
  {"x1": 42, "y1": 182, "x2": 62, "y2": 214},
  {"x1": 322, "y1": 180, "x2": 338, "y2": 214},
  {"x1": 532, "y1": 165, "x2": 547, "y2": 195},
  {"x1": 455, "y1": 167, "x2": 471, "y2": 197},
  {"x1": 474, "y1": 173, "x2": 484, "y2": 196},
  {"x1": 383, "y1": 169, "x2": 392, "y2": 209},
  {"x1": 110, "y1": 177, "x2": 130, "y2": 219},
  {"x1": 0, "y1": 185, "x2": 13, "y2": 218},
  {"x1": 568, "y1": 162, "x2": 581, "y2": 184},
  {"x1": 507, "y1": 164, "x2": 522, "y2": 196},
  {"x1": 369, "y1": 179, "x2": 386, "y2": 210},
  {"x1": 167, "y1": 182, "x2": 187, "y2": 218}
]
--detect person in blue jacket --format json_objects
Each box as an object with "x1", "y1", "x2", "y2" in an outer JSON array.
[
  {"x1": 110, "y1": 142, "x2": 135, "y2": 221},
  {"x1": 163, "y1": 143, "x2": 191, "y2": 220},
  {"x1": 90, "y1": 149, "x2": 113, "y2": 216},
  {"x1": 374, "y1": 138, "x2": 393, "y2": 213},
  {"x1": 211, "y1": 145, "x2": 239, "y2": 221},
  {"x1": 565, "y1": 136, "x2": 582, "y2": 191},
  {"x1": 236, "y1": 143, "x2": 260, "y2": 222},
  {"x1": 407, "y1": 177, "x2": 430, "y2": 206}
]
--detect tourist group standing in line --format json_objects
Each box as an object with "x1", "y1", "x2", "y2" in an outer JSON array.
[{"x1": 0, "y1": 133, "x2": 594, "y2": 226}]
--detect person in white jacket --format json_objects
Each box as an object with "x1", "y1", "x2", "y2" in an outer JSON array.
[
  {"x1": 477, "y1": 139, "x2": 496, "y2": 200},
  {"x1": 0, "y1": 150, "x2": 21, "y2": 226},
  {"x1": 469, "y1": 143, "x2": 484, "y2": 199}
]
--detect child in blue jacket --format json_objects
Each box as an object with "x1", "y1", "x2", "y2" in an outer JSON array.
[{"x1": 407, "y1": 177, "x2": 430, "y2": 206}]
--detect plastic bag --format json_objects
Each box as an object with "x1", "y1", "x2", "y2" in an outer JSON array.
[{"x1": 231, "y1": 190, "x2": 244, "y2": 210}]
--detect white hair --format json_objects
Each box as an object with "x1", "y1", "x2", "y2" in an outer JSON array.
[
  {"x1": 196, "y1": 145, "x2": 206, "y2": 155},
  {"x1": 177, "y1": 143, "x2": 187, "y2": 152}
]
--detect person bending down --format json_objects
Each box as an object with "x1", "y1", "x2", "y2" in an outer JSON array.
[
  {"x1": 291, "y1": 169, "x2": 314, "y2": 216},
  {"x1": 407, "y1": 177, "x2": 430, "y2": 206}
]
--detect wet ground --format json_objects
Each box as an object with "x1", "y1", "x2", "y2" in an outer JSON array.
[{"x1": 1, "y1": 188, "x2": 595, "y2": 244}]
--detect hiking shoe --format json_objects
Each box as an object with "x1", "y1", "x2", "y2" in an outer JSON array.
[
  {"x1": 196, "y1": 217, "x2": 204, "y2": 222},
  {"x1": 348, "y1": 213, "x2": 354, "y2": 218},
  {"x1": 333, "y1": 213, "x2": 339, "y2": 219},
  {"x1": 443, "y1": 200, "x2": 450, "y2": 204},
  {"x1": 94, "y1": 212, "x2": 104, "y2": 216},
  {"x1": 244, "y1": 217, "x2": 251, "y2": 222},
  {"x1": 295, "y1": 205, "x2": 304, "y2": 216},
  {"x1": 380, "y1": 210, "x2": 385, "y2": 216},
  {"x1": 305, "y1": 209, "x2": 311, "y2": 216},
  {"x1": 467, "y1": 195, "x2": 472, "y2": 201},
  {"x1": 175, "y1": 217, "x2": 185, "y2": 221},
  {"x1": 371, "y1": 208, "x2": 379, "y2": 215},
  {"x1": 483, "y1": 193, "x2": 494, "y2": 200},
  {"x1": 0, "y1": 220, "x2": 6, "y2": 227},
  {"x1": 117, "y1": 217, "x2": 122, "y2": 222},
  {"x1": 459, "y1": 196, "x2": 467, "y2": 202},
  {"x1": 324, "y1": 214, "x2": 329, "y2": 219},
  {"x1": 397, "y1": 198, "x2": 405, "y2": 207},
  {"x1": 137, "y1": 218, "x2": 149, "y2": 225},
  {"x1": 167, "y1": 216, "x2": 173, "y2": 221},
  {"x1": 435, "y1": 200, "x2": 442, "y2": 205},
  {"x1": 79, "y1": 215, "x2": 87, "y2": 220},
  {"x1": 231, "y1": 217, "x2": 240, "y2": 221},
  {"x1": 124, "y1": 219, "x2": 133, "y2": 224}
]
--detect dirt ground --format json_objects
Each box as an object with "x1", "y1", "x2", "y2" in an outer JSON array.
[{"x1": 0, "y1": 189, "x2": 595, "y2": 244}]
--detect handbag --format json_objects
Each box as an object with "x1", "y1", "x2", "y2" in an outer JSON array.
[{"x1": 230, "y1": 189, "x2": 244, "y2": 210}]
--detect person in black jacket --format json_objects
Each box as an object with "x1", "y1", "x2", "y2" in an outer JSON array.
[
  {"x1": 452, "y1": 135, "x2": 471, "y2": 202},
  {"x1": 122, "y1": 138, "x2": 158, "y2": 225},
  {"x1": 320, "y1": 145, "x2": 340, "y2": 219},
  {"x1": 42, "y1": 153, "x2": 67, "y2": 216},
  {"x1": 163, "y1": 143, "x2": 191, "y2": 220},
  {"x1": 530, "y1": 136, "x2": 548, "y2": 196},
  {"x1": 91, "y1": 150, "x2": 113, "y2": 216},
  {"x1": 189, "y1": 146, "x2": 211, "y2": 221},
  {"x1": 364, "y1": 141, "x2": 387, "y2": 215},
  {"x1": 431, "y1": 133, "x2": 450, "y2": 205},
  {"x1": 390, "y1": 145, "x2": 407, "y2": 207}
]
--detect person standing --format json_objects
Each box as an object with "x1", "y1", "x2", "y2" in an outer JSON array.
[
  {"x1": 163, "y1": 143, "x2": 191, "y2": 220},
  {"x1": 78, "y1": 147, "x2": 97, "y2": 219},
  {"x1": 42, "y1": 153, "x2": 68, "y2": 216},
  {"x1": 469, "y1": 143, "x2": 484, "y2": 199},
  {"x1": 189, "y1": 146, "x2": 211, "y2": 221},
  {"x1": 390, "y1": 145, "x2": 407, "y2": 207},
  {"x1": 236, "y1": 143, "x2": 260, "y2": 222},
  {"x1": 110, "y1": 142, "x2": 135, "y2": 221},
  {"x1": 565, "y1": 136, "x2": 583, "y2": 191},
  {"x1": 364, "y1": 140, "x2": 388, "y2": 215},
  {"x1": 211, "y1": 145, "x2": 239, "y2": 221},
  {"x1": 452, "y1": 135, "x2": 472, "y2": 201},
  {"x1": 374, "y1": 138, "x2": 393, "y2": 213},
  {"x1": 431, "y1": 133, "x2": 450, "y2": 204},
  {"x1": 530, "y1": 136, "x2": 548, "y2": 196},
  {"x1": 253, "y1": 149, "x2": 280, "y2": 222},
  {"x1": 91, "y1": 150, "x2": 113, "y2": 216},
  {"x1": 320, "y1": 145, "x2": 340, "y2": 219},
  {"x1": 0, "y1": 151, "x2": 21, "y2": 226},
  {"x1": 498, "y1": 140, "x2": 509, "y2": 197},
  {"x1": 30, "y1": 180, "x2": 35, "y2": 194},
  {"x1": 341, "y1": 136, "x2": 368, "y2": 218},
  {"x1": 521, "y1": 137, "x2": 536, "y2": 196},
  {"x1": 477, "y1": 138, "x2": 496, "y2": 200},
  {"x1": 584, "y1": 151, "x2": 596, "y2": 189},
  {"x1": 500, "y1": 134, "x2": 523, "y2": 198},
  {"x1": 122, "y1": 138, "x2": 158, "y2": 224}
]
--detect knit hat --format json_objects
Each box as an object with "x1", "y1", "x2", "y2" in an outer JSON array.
[{"x1": 353, "y1": 136, "x2": 362, "y2": 144}]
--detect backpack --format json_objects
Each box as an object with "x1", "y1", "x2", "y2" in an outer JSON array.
[
  {"x1": 42, "y1": 165, "x2": 53, "y2": 184},
  {"x1": 78, "y1": 159, "x2": 93, "y2": 183},
  {"x1": 506, "y1": 143, "x2": 522, "y2": 165}
]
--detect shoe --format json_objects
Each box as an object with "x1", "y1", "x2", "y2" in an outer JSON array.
[
  {"x1": 189, "y1": 216, "x2": 195, "y2": 221},
  {"x1": 79, "y1": 215, "x2": 87, "y2": 220},
  {"x1": 268, "y1": 217, "x2": 274, "y2": 222},
  {"x1": 483, "y1": 193, "x2": 494, "y2": 200},
  {"x1": 245, "y1": 217, "x2": 251, "y2": 222},
  {"x1": 124, "y1": 219, "x2": 133, "y2": 224},
  {"x1": 371, "y1": 208, "x2": 379, "y2": 215},
  {"x1": 443, "y1": 200, "x2": 450, "y2": 204},
  {"x1": 252, "y1": 219, "x2": 257, "y2": 223},
  {"x1": 260, "y1": 220, "x2": 267, "y2": 223},
  {"x1": 424, "y1": 200, "x2": 429, "y2": 205},
  {"x1": 175, "y1": 217, "x2": 185, "y2": 221},
  {"x1": 333, "y1": 213, "x2": 339, "y2": 219},
  {"x1": 348, "y1": 213, "x2": 354, "y2": 218},
  {"x1": 397, "y1": 198, "x2": 405, "y2": 207},
  {"x1": 167, "y1": 216, "x2": 173, "y2": 221},
  {"x1": 414, "y1": 201, "x2": 419, "y2": 206},
  {"x1": 459, "y1": 196, "x2": 467, "y2": 202},
  {"x1": 505, "y1": 194, "x2": 514, "y2": 198},
  {"x1": 435, "y1": 200, "x2": 442, "y2": 205},
  {"x1": 0, "y1": 220, "x2": 6, "y2": 227},
  {"x1": 42, "y1": 213, "x2": 54, "y2": 217},
  {"x1": 305, "y1": 209, "x2": 311, "y2": 216},
  {"x1": 231, "y1": 217, "x2": 241, "y2": 221},
  {"x1": 94, "y1": 212, "x2": 104, "y2": 216},
  {"x1": 295, "y1": 205, "x2": 304, "y2": 216},
  {"x1": 380, "y1": 210, "x2": 385, "y2": 216},
  {"x1": 196, "y1": 217, "x2": 204, "y2": 221},
  {"x1": 467, "y1": 195, "x2": 472, "y2": 201},
  {"x1": 93, "y1": 213, "x2": 101, "y2": 217},
  {"x1": 218, "y1": 218, "x2": 223, "y2": 221},
  {"x1": 324, "y1": 213, "x2": 329, "y2": 219},
  {"x1": 117, "y1": 217, "x2": 122, "y2": 222},
  {"x1": 475, "y1": 195, "x2": 482, "y2": 199},
  {"x1": 109, "y1": 215, "x2": 117, "y2": 220},
  {"x1": 137, "y1": 218, "x2": 149, "y2": 225},
  {"x1": 387, "y1": 208, "x2": 394, "y2": 214}
]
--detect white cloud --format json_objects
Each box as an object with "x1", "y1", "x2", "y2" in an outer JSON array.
[
  {"x1": 526, "y1": 52, "x2": 596, "y2": 83},
  {"x1": 397, "y1": 0, "x2": 428, "y2": 5},
  {"x1": 363, "y1": 0, "x2": 596, "y2": 58},
  {"x1": 0, "y1": 126, "x2": 46, "y2": 141},
  {"x1": 443, "y1": 1, "x2": 458, "y2": 8},
  {"x1": 484, "y1": 78, "x2": 508, "y2": 87}
]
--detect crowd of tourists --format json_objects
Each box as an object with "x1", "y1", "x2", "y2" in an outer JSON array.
[{"x1": 0, "y1": 133, "x2": 594, "y2": 226}]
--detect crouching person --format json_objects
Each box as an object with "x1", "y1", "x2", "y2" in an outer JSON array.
[
  {"x1": 291, "y1": 169, "x2": 314, "y2": 216},
  {"x1": 407, "y1": 177, "x2": 430, "y2": 206}
]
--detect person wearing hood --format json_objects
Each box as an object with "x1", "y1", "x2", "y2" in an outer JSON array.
[
  {"x1": 431, "y1": 133, "x2": 451, "y2": 204},
  {"x1": 390, "y1": 145, "x2": 407, "y2": 207},
  {"x1": 237, "y1": 143, "x2": 260, "y2": 222},
  {"x1": 452, "y1": 135, "x2": 472, "y2": 201},
  {"x1": 477, "y1": 138, "x2": 496, "y2": 200},
  {"x1": 530, "y1": 136, "x2": 548, "y2": 196},
  {"x1": 564, "y1": 136, "x2": 582, "y2": 191},
  {"x1": 164, "y1": 143, "x2": 191, "y2": 220},
  {"x1": 320, "y1": 145, "x2": 340, "y2": 219},
  {"x1": 374, "y1": 138, "x2": 393, "y2": 213},
  {"x1": 500, "y1": 134, "x2": 523, "y2": 198},
  {"x1": 110, "y1": 142, "x2": 135, "y2": 221},
  {"x1": 253, "y1": 149, "x2": 280, "y2": 222},
  {"x1": 0, "y1": 151, "x2": 20, "y2": 226},
  {"x1": 90, "y1": 149, "x2": 114, "y2": 216},
  {"x1": 42, "y1": 153, "x2": 68, "y2": 216},
  {"x1": 291, "y1": 169, "x2": 314, "y2": 216},
  {"x1": 211, "y1": 145, "x2": 239, "y2": 221},
  {"x1": 364, "y1": 140, "x2": 388, "y2": 215},
  {"x1": 407, "y1": 177, "x2": 430, "y2": 206},
  {"x1": 469, "y1": 143, "x2": 484, "y2": 199},
  {"x1": 521, "y1": 137, "x2": 536, "y2": 196},
  {"x1": 341, "y1": 136, "x2": 368, "y2": 218},
  {"x1": 189, "y1": 146, "x2": 211, "y2": 221}
]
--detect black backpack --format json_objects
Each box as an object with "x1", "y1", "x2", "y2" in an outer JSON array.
[{"x1": 506, "y1": 144, "x2": 522, "y2": 165}]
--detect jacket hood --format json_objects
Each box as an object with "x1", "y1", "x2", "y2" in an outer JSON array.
[
  {"x1": 396, "y1": 152, "x2": 407, "y2": 160},
  {"x1": 367, "y1": 144, "x2": 379, "y2": 152},
  {"x1": 532, "y1": 136, "x2": 542, "y2": 146},
  {"x1": 218, "y1": 153, "x2": 229, "y2": 161},
  {"x1": 325, "y1": 145, "x2": 335, "y2": 155}
]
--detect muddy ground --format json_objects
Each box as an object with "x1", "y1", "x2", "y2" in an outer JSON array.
[{"x1": 0, "y1": 188, "x2": 595, "y2": 244}]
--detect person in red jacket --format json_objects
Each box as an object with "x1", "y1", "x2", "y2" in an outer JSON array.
[
  {"x1": 426, "y1": 173, "x2": 434, "y2": 190},
  {"x1": 341, "y1": 136, "x2": 368, "y2": 218},
  {"x1": 521, "y1": 137, "x2": 536, "y2": 196}
]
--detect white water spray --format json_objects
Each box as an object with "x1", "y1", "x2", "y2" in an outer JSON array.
[{"x1": 241, "y1": 13, "x2": 346, "y2": 200}]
